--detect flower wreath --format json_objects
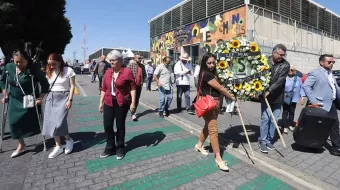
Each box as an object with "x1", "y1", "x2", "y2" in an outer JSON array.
[{"x1": 214, "y1": 37, "x2": 271, "y2": 100}]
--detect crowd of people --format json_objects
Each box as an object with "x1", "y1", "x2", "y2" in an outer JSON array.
[{"x1": 1, "y1": 44, "x2": 340, "y2": 173}]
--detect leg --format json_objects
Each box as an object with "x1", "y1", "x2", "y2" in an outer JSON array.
[
  {"x1": 282, "y1": 103, "x2": 289, "y2": 128},
  {"x1": 197, "y1": 121, "x2": 209, "y2": 148},
  {"x1": 289, "y1": 103, "x2": 297, "y2": 126},
  {"x1": 17, "y1": 138, "x2": 26, "y2": 151},
  {"x1": 165, "y1": 89, "x2": 173, "y2": 111},
  {"x1": 99, "y1": 76, "x2": 103, "y2": 92},
  {"x1": 54, "y1": 136, "x2": 61, "y2": 147},
  {"x1": 329, "y1": 104, "x2": 340, "y2": 151},
  {"x1": 258, "y1": 100, "x2": 271, "y2": 145},
  {"x1": 268, "y1": 103, "x2": 281, "y2": 144},
  {"x1": 176, "y1": 85, "x2": 183, "y2": 111},
  {"x1": 158, "y1": 88, "x2": 166, "y2": 113},
  {"x1": 135, "y1": 86, "x2": 142, "y2": 110},
  {"x1": 103, "y1": 103, "x2": 116, "y2": 154},
  {"x1": 114, "y1": 99, "x2": 129, "y2": 159},
  {"x1": 183, "y1": 85, "x2": 191, "y2": 110}
]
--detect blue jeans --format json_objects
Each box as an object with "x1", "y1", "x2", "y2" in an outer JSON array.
[
  {"x1": 176, "y1": 85, "x2": 191, "y2": 110},
  {"x1": 259, "y1": 100, "x2": 281, "y2": 145},
  {"x1": 146, "y1": 76, "x2": 153, "y2": 91},
  {"x1": 158, "y1": 87, "x2": 173, "y2": 112},
  {"x1": 91, "y1": 72, "x2": 97, "y2": 81}
]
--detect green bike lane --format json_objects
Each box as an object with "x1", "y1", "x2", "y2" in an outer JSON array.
[{"x1": 23, "y1": 95, "x2": 294, "y2": 189}]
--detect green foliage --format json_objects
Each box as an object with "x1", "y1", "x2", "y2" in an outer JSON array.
[{"x1": 0, "y1": 0, "x2": 72, "y2": 62}]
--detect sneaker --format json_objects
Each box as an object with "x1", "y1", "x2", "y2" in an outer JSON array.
[
  {"x1": 289, "y1": 126, "x2": 295, "y2": 131},
  {"x1": 65, "y1": 139, "x2": 74, "y2": 155},
  {"x1": 159, "y1": 112, "x2": 164, "y2": 118},
  {"x1": 283, "y1": 128, "x2": 288, "y2": 134},
  {"x1": 258, "y1": 144, "x2": 268, "y2": 153},
  {"x1": 100, "y1": 151, "x2": 113, "y2": 158},
  {"x1": 48, "y1": 146, "x2": 63, "y2": 159},
  {"x1": 266, "y1": 143, "x2": 276, "y2": 150},
  {"x1": 187, "y1": 108, "x2": 195, "y2": 115},
  {"x1": 131, "y1": 114, "x2": 137, "y2": 121},
  {"x1": 116, "y1": 149, "x2": 124, "y2": 160}
]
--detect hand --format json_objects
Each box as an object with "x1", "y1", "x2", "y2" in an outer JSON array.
[
  {"x1": 35, "y1": 99, "x2": 42, "y2": 105},
  {"x1": 130, "y1": 103, "x2": 136, "y2": 113},
  {"x1": 308, "y1": 103, "x2": 320, "y2": 108},
  {"x1": 229, "y1": 95, "x2": 236, "y2": 102},
  {"x1": 65, "y1": 100, "x2": 72, "y2": 110},
  {"x1": 99, "y1": 102, "x2": 103, "y2": 113},
  {"x1": 300, "y1": 97, "x2": 304, "y2": 105},
  {"x1": 264, "y1": 91, "x2": 270, "y2": 98},
  {"x1": 157, "y1": 82, "x2": 163, "y2": 87},
  {"x1": 1, "y1": 97, "x2": 8, "y2": 104}
]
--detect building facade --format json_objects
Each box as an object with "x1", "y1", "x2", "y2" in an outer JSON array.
[
  {"x1": 88, "y1": 47, "x2": 150, "y2": 62},
  {"x1": 149, "y1": 0, "x2": 340, "y2": 73}
]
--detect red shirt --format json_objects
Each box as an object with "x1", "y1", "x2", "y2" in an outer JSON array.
[{"x1": 101, "y1": 67, "x2": 136, "y2": 107}]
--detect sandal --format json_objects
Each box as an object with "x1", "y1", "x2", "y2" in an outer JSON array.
[{"x1": 194, "y1": 144, "x2": 209, "y2": 155}]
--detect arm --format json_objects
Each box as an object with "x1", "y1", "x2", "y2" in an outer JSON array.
[
  {"x1": 153, "y1": 66, "x2": 161, "y2": 86},
  {"x1": 35, "y1": 68, "x2": 49, "y2": 100},
  {"x1": 299, "y1": 78, "x2": 306, "y2": 97},
  {"x1": 268, "y1": 64, "x2": 290, "y2": 94},
  {"x1": 194, "y1": 66, "x2": 200, "y2": 78},
  {"x1": 129, "y1": 70, "x2": 137, "y2": 111},
  {"x1": 207, "y1": 79, "x2": 235, "y2": 100},
  {"x1": 0, "y1": 66, "x2": 8, "y2": 99},
  {"x1": 303, "y1": 72, "x2": 318, "y2": 104}
]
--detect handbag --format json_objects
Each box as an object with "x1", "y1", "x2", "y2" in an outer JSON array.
[
  {"x1": 15, "y1": 71, "x2": 35, "y2": 108},
  {"x1": 193, "y1": 72, "x2": 217, "y2": 118},
  {"x1": 284, "y1": 76, "x2": 297, "y2": 105}
]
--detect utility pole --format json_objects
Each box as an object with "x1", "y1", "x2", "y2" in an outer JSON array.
[
  {"x1": 82, "y1": 24, "x2": 88, "y2": 64},
  {"x1": 73, "y1": 50, "x2": 77, "y2": 62}
]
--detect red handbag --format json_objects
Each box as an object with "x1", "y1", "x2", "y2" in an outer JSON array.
[{"x1": 193, "y1": 72, "x2": 217, "y2": 118}]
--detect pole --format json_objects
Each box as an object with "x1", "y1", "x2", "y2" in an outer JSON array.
[
  {"x1": 0, "y1": 71, "x2": 9, "y2": 152},
  {"x1": 235, "y1": 101, "x2": 255, "y2": 157},
  {"x1": 264, "y1": 98, "x2": 286, "y2": 147}
]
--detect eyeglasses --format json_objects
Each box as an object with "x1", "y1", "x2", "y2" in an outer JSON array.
[
  {"x1": 275, "y1": 52, "x2": 287, "y2": 57},
  {"x1": 326, "y1": 61, "x2": 335, "y2": 64}
]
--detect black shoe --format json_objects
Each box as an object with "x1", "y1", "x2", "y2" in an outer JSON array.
[
  {"x1": 159, "y1": 112, "x2": 164, "y2": 118},
  {"x1": 164, "y1": 110, "x2": 170, "y2": 117},
  {"x1": 100, "y1": 151, "x2": 113, "y2": 158},
  {"x1": 116, "y1": 149, "x2": 125, "y2": 160},
  {"x1": 330, "y1": 149, "x2": 340, "y2": 156}
]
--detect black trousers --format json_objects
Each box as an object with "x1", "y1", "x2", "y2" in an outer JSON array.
[
  {"x1": 131, "y1": 85, "x2": 142, "y2": 115},
  {"x1": 282, "y1": 102, "x2": 297, "y2": 128},
  {"x1": 103, "y1": 97, "x2": 129, "y2": 153},
  {"x1": 329, "y1": 103, "x2": 340, "y2": 150},
  {"x1": 99, "y1": 76, "x2": 104, "y2": 92}
]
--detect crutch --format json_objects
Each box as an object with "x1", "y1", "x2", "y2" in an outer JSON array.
[
  {"x1": 264, "y1": 97, "x2": 286, "y2": 147},
  {"x1": 0, "y1": 71, "x2": 9, "y2": 152},
  {"x1": 30, "y1": 75, "x2": 46, "y2": 151}
]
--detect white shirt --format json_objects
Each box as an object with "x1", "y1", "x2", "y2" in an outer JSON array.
[
  {"x1": 48, "y1": 67, "x2": 76, "y2": 92},
  {"x1": 111, "y1": 77, "x2": 116, "y2": 96},
  {"x1": 174, "y1": 60, "x2": 193, "y2": 86},
  {"x1": 321, "y1": 67, "x2": 336, "y2": 100},
  {"x1": 194, "y1": 65, "x2": 200, "y2": 79}
]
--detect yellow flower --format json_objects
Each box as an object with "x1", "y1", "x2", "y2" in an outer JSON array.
[
  {"x1": 254, "y1": 81, "x2": 262, "y2": 91},
  {"x1": 260, "y1": 55, "x2": 267, "y2": 63},
  {"x1": 234, "y1": 83, "x2": 243, "y2": 90},
  {"x1": 218, "y1": 60, "x2": 228, "y2": 70},
  {"x1": 260, "y1": 65, "x2": 269, "y2": 71},
  {"x1": 222, "y1": 49, "x2": 229, "y2": 53},
  {"x1": 231, "y1": 40, "x2": 241, "y2": 48},
  {"x1": 250, "y1": 42, "x2": 259, "y2": 52},
  {"x1": 244, "y1": 83, "x2": 252, "y2": 92}
]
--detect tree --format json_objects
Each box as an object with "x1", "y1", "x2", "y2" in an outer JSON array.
[{"x1": 0, "y1": 0, "x2": 72, "y2": 63}]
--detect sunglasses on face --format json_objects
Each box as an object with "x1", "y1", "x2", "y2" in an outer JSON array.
[
  {"x1": 275, "y1": 52, "x2": 287, "y2": 57},
  {"x1": 325, "y1": 61, "x2": 335, "y2": 64}
]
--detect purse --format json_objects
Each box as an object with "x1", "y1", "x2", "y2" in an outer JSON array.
[
  {"x1": 15, "y1": 71, "x2": 35, "y2": 108},
  {"x1": 193, "y1": 72, "x2": 217, "y2": 118},
  {"x1": 283, "y1": 76, "x2": 297, "y2": 105}
]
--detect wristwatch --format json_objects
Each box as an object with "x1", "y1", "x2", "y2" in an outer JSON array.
[{"x1": 69, "y1": 98, "x2": 73, "y2": 101}]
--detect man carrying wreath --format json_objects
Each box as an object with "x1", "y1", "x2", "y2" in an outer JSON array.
[{"x1": 258, "y1": 44, "x2": 290, "y2": 153}]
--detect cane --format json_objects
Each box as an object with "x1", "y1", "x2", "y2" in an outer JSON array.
[
  {"x1": 30, "y1": 75, "x2": 46, "y2": 151},
  {"x1": 264, "y1": 98, "x2": 286, "y2": 147},
  {"x1": 0, "y1": 71, "x2": 9, "y2": 152}
]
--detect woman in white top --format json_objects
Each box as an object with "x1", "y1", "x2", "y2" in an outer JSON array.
[{"x1": 42, "y1": 53, "x2": 76, "y2": 158}]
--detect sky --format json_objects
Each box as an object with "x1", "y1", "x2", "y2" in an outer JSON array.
[{"x1": 0, "y1": 0, "x2": 339, "y2": 61}]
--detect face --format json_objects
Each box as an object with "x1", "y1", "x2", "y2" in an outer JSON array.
[
  {"x1": 109, "y1": 58, "x2": 120, "y2": 69},
  {"x1": 206, "y1": 57, "x2": 216, "y2": 71},
  {"x1": 135, "y1": 55, "x2": 142, "y2": 63},
  {"x1": 288, "y1": 68, "x2": 296, "y2": 76},
  {"x1": 13, "y1": 55, "x2": 28, "y2": 69},
  {"x1": 182, "y1": 60, "x2": 188, "y2": 64},
  {"x1": 272, "y1": 49, "x2": 286, "y2": 63},
  {"x1": 164, "y1": 58, "x2": 171, "y2": 65},
  {"x1": 320, "y1": 56, "x2": 335, "y2": 70},
  {"x1": 47, "y1": 59, "x2": 61, "y2": 70}
]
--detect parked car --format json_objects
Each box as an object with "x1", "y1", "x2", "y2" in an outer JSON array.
[{"x1": 332, "y1": 70, "x2": 340, "y2": 86}]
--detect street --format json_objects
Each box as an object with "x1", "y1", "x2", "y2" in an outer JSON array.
[{"x1": 0, "y1": 73, "x2": 338, "y2": 189}]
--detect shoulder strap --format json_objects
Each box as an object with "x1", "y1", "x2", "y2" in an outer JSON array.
[
  {"x1": 290, "y1": 76, "x2": 297, "y2": 92},
  {"x1": 49, "y1": 70, "x2": 61, "y2": 92},
  {"x1": 197, "y1": 72, "x2": 205, "y2": 97}
]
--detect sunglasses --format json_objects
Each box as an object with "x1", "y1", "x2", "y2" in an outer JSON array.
[
  {"x1": 325, "y1": 61, "x2": 335, "y2": 64},
  {"x1": 276, "y1": 52, "x2": 287, "y2": 57}
]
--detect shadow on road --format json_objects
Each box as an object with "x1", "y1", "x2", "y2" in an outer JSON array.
[{"x1": 125, "y1": 131, "x2": 166, "y2": 153}]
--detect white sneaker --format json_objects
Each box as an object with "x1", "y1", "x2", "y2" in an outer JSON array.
[
  {"x1": 283, "y1": 128, "x2": 288, "y2": 134},
  {"x1": 289, "y1": 126, "x2": 295, "y2": 131},
  {"x1": 65, "y1": 139, "x2": 74, "y2": 155},
  {"x1": 48, "y1": 146, "x2": 63, "y2": 159}
]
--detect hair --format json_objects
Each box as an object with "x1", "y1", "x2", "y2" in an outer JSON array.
[
  {"x1": 198, "y1": 53, "x2": 217, "y2": 79},
  {"x1": 13, "y1": 49, "x2": 33, "y2": 65},
  {"x1": 272, "y1": 44, "x2": 287, "y2": 53},
  {"x1": 319, "y1": 54, "x2": 334, "y2": 62},
  {"x1": 46, "y1": 53, "x2": 65, "y2": 79},
  {"x1": 163, "y1": 56, "x2": 170, "y2": 63}
]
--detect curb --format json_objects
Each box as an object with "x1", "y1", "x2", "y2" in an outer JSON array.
[{"x1": 139, "y1": 100, "x2": 335, "y2": 190}]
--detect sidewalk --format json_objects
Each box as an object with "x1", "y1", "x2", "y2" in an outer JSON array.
[{"x1": 138, "y1": 81, "x2": 340, "y2": 190}]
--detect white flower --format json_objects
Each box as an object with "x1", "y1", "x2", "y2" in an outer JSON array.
[
  {"x1": 218, "y1": 50, "x2": 222, "y2": 53},
  {"x1": 246, "y1": 47, "x2": 250, "y2": 50},
  {"x1": 241, "y1": 41, "x2": 247, "y2": 46},
  {"x1": 226, "y1": 58, "x2": 231, "y2": 62},
  {"x1": 260, "y1": 76, "x2": 266, "y2": 81},
  {"x1": 233, "y1": 89, "x2": 237, "y2": 93},
  {"x1": 227, "y1": 83, "x2": 232, "y2": 87},
  {"x1": 220, "y1": 57, "x2": 226, "y2": 61},
  {"x1": 245, "y1": 91, "x2": 250, "y2": 95},
  {"x1": 236, "y1": 48, "x2": 240, "y2": 52}
]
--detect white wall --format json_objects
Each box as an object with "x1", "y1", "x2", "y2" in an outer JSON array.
[{"x1": 247, "y1": 5, "x2": 340, "y2": 73}]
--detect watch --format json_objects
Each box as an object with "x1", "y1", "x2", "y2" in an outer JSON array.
[{"x1": 69, "y1": 98, "x2": 73, "y2": 101}]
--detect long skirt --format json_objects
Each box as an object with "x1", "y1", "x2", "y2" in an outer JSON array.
[{"x1": 42, "y1": 92, "x2": 70, "y2": 137}]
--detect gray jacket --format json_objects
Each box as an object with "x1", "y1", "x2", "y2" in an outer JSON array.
[{"x1": 303, "y1": 66, "x2": 340, "y2": 112}]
